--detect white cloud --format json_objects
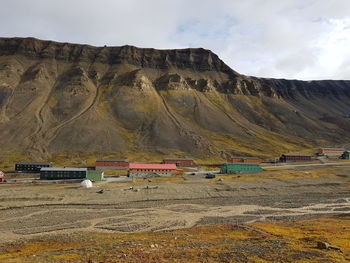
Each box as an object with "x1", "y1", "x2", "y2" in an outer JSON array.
[
  {"x1": 315, "y1": 18, "x2": 350, "y2": 79},
  {"x1": 0, "y1": 0, "x2": 349, "y2": 80}
]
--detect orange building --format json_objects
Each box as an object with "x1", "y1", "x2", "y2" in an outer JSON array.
[
  {"x1": 318, "y1": 148, "x2": 345, "y2": 157},
  {"x1": 128, "y1": 163, "x2": 178, "y2": 177}
]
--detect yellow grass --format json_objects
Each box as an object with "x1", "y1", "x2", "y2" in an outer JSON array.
[
  {"x1": 216, "y1": 167, "x2": 338, "y2": 182},
  {"x1": 253, "y1": 217, "x2": 350, "y2": 256},
  {"x1": 0, "y1": 216, "x2": 349, "y2": 262}
]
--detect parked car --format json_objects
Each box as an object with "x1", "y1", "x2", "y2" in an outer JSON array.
[{"x1": 205, "y1": 173, "x2": 216, "y2": 179}]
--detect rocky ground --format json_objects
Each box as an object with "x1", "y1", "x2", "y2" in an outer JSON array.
[{"x1": 0, "y1": 167, "x2": 350, "y2": 243}]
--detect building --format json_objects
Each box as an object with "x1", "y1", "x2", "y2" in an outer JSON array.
[
  {"x1": 40, "y1": 167, "x2": 104, "y2": 181},
  {"x1": 162, "y1": 158, "x2": 196, "y2": 167},
  {"x1": 227, "y1": 157, "x2": 263, "y2": 164},
  {"x1": 40, "y1": 167, "x2": 87, "y2": 180},
  {"x1": 15, "y1": 162, "x2": 52, "y2": 173},
  {"x1": 0, "y1": 171, "x2": 5, "y2": 182},
  {"x1": 95, "y1": 159, "x2": 129, "y2": 170},
  {"x1": 318, "y1": 148, "x2": 345, "y2": 157},
  {"x1": 220, "y1": 163, "x2": 263, "y2": 174},
  {"x1": 279, "y1": 154, "x2": 312, "y2": 162},
  {"x1": 341, "y1": 151, "x2": 350, "y2": 160},
  {"x1": 86, "y1": 170, "x2": 104, "y2": 181},
  {"x1": 128, "y1": 163, "x2": 178, "y2": 177}
]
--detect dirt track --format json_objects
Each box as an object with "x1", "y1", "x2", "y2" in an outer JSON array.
[{"x1": 1, "y1": 169, "x2": 350, "y2": 242}]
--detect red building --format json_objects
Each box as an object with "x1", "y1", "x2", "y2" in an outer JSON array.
[
  {"x1": 227, "y1": 157, "x2": 263, "y2": 164},
  {"x1": 129, "y1": 163, "x2": 178, "y2": 177},
  {"x1": 279, "y1": 154, "x2": 312, "y2": 162},
  {"x1": 95, "y1": 159, "x2": 129, "y2": 170},
  {"x1": 0, "y1": 171, "x2": 5, "y2": 182},
  {"x1": 162, "y1": 158, "x2": 196, "y2": 167}
]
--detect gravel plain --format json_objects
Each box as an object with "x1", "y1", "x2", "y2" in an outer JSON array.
[{"x1": 1, "y1": 168, "x2": 350, "y2": 242}]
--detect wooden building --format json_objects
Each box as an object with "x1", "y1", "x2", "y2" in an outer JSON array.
[
  {"x1": 227, "y1": 157, "x2": 263, "y2": 164},
  {"x1": 95, "y1": 159, "x2": 129, "y2": 170},
  {"x1": 15, "y1": 162, "x2": 52, "y2": 173},
  {"x1": 162, "y1": 158, "x2": 196, "y2": 167},
  {"x1": 128, "y1": 163, "x2": 178, "y2": 178},
  {"x1": 279, "y1": 154, "x2": 312, "y2": 162},
  {"x1": 318, "y1": 148, "x2": 345, "y2": 157},
  {"x1": 221, "y1": 163, "x2": 263, "y2": 174}
]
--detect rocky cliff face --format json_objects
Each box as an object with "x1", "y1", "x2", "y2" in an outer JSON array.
[
  {"x1": 0, "y1": 37, "x2": 350, "y2": 160},
  {"x1": 0, "y1": 37, "x2": 236, "y2": 74}
]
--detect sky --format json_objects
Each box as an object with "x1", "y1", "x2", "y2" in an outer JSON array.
[{"x1": 1, "y1": 0, "x2": 349, "y2": 80}]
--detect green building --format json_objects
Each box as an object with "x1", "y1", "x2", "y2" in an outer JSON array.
[
  {"x1": 86, "y1": 170, "x2": 104, "y2": 181},
  {"x1": 220, "y1": 163, "x2": 263, "y2": 174},
  {"x1": 341, "y1": 151, "x2": 350, "y2": 159}
]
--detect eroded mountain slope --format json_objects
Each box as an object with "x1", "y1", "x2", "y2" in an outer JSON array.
[{"x1": 0, "y1": 37, "x2": 350, "y2": 159}]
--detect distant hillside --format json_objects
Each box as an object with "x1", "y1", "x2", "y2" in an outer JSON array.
[{"x1": 0, "y1": 37, "x2": 350, "y2": 160}]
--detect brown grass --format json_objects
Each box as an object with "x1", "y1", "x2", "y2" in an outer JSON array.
[
  {"x1": 217, "y1": 167, "x2": 338, "y2": 182},
  {"x1": 0, "y1": 216, "x2": 349, "y2": 262}
]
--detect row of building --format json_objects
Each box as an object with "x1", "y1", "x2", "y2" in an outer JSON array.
[
  {"x1": 10, "y1": 147, "x2": 350, "y2": 180},
  {"x1": 12, "y1": 157, "x2": 264, "y2": 179},
  {"x1": 15, "y1": 162, "x2": 104, "y2": 181},
  {"x1": 95, "y1": 158, "x2": 196, "y2": 170},
  {"x1": 13, "y1": 161, "x2": 182, "y2": 179},
  {"x1": 221, "y1": 147, "x2": 350, "y2": 173},
  {"x1": 279, "y1": 148, "x2": 350, "y2": 162},
  {"x1": 95, "y1": 158, "x2": 266, "y2": 176}
]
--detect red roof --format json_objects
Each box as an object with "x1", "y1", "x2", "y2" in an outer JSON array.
[{"x1": 129, "y1": 163, "x2": 177, "y2": 170}]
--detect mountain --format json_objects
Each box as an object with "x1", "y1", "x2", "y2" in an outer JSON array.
[{"x1": 0, "y1": 37, "x2": 350, "y2": 161}]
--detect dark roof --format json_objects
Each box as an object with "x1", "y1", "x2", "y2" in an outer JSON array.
[
  {"x1": 281, "y1": 154, "x2": 312, "y2": 157},
  {"x1": 16, "y1": 162, "x2": 52, "y2": 165},
  {"x1": 163, "y1": 158, "x2": 194, "y2": 161},
  {"x1": 224, "y1": 162, "x2": 261, "y2": 166},
  {"x1": 40, "y1": 167, "x2": 87, "y2": 171},
  {"x1": 96, "y1": 159, "x2": 128, "y2": 162},
  {"x1": 228, "y1": 156, "x2": 261, "y2": 159}
]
